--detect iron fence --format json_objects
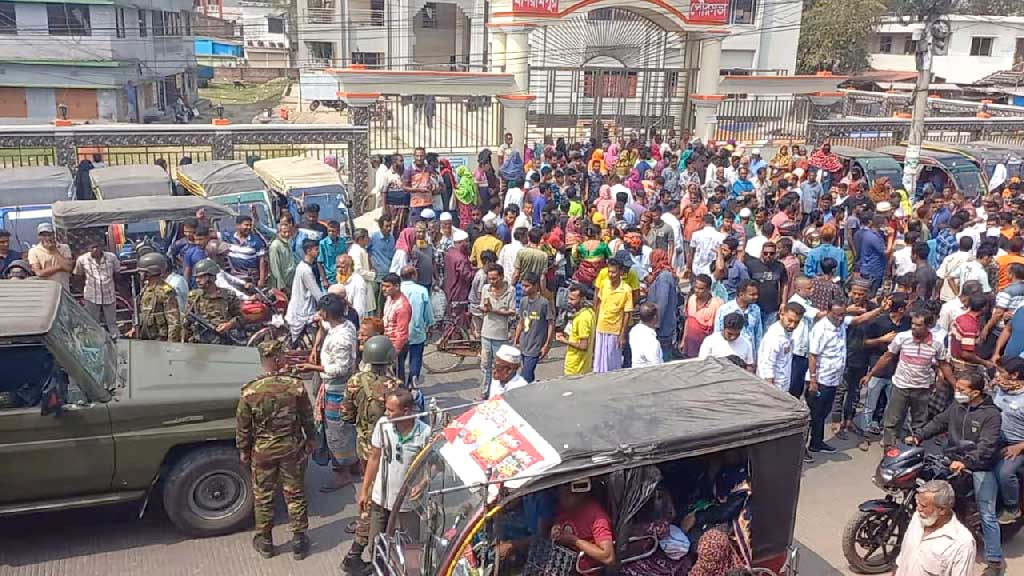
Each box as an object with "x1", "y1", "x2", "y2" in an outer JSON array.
[
  {"x1": 713, "y1": 97, "x2": 811, "y2": 144},
  {"x1": 0, "y1": 147, "x2": 57, "y2": 168},
  {"x1": 369, "y1": 95, "x2": 503, "y2": 156},
  {"x1": 807, "y1": 118, "x2": 1024, "y2": 148},
  {"x1": 78, "y1": 145, "x2": 215, "y2": 179}
]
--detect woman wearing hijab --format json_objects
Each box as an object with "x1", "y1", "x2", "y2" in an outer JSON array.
[
  {"x1": 770, "y1": 145, "x2": 793, "y2": 175},
  {"x1": 808, "y1": 142, "x2": 844, "y2": 192},
  {"x1": 625, "y1": 168, "x2": 644, "y2": 200},
  {"x1": 594, "y1": 184, "x2": 617, "y2": 223},
  {"x1": 604, "y1": 141, "x2": 620, "y2": 174},
  {"x1": 437, "y1": 158, "x2": 456, "y2": 214},
  {"x1": 499, "y1": 150, "x2": 525, "y2": 192},
  {"x1": 587, "y1": 148, "x2": 606, "y2": 203},
  {"x1": 868, "y1": 177, "x2": 892, "y2": 205},
  {"x1": 475, "y1": 149, "x2": 497, "y2": 211},
  {"x1": 646, "y1": 248, "x2": 678, "y2": 359},
  {"x1": 454, "y1": 164, "x2": 478, "y2": 227},
  {"x1": 389, "y1": 226, "x2": 418, "y2": 274}
]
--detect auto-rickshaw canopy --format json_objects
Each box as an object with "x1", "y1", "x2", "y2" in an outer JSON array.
[
  {"x1": 89, "y1": 165, "x2": 174, "y2": 199},
  {"x1": 0, "y1": 166, "x2": 73, "y2": 207},
  {"x1": 470, "y1": 358, "x2": 808, "y2": 490},
  {"x1": 252, "y1": 156, "x2": 343, "y2": 196},
  {"x1": 52, "y1": 196, "x2": 235, "y2": 229},
  {"x1": 178, "y1": 160, "x2": 266, "y2": 198}
]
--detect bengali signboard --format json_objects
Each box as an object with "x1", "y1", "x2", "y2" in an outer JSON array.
[
  {"x1": 689, "y1": 0, "x2": 729, "y2": 24},
  {"x1": 512, "y1": 0, "x2": 559, "y2": 14}
]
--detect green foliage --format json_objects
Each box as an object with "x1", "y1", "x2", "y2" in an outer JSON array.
[{"x1": 797, "y1": 0, "x2": 888, "y2": 74}]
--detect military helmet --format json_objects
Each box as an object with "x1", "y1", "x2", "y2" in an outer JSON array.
[
  {"x1": 363, "y1": 335, "x2": 396, "y2": 366},
  {"x1": 193, "y1": 258, "x2": 221, "y2": 278},
  {"x1": 137, "y1": 252, "x2": 168, "y2": 276}
]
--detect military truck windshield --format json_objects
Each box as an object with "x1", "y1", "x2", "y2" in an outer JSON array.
[{"x1": 51, "y1": 293, "x2": 117, "y2": 391}]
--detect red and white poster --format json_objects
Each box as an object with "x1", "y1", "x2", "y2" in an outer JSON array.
[
  {"x1": 689, "y1": 0, "x2": 729, "y2": 24},
  {"x1": 441, "y1": 396, "x2": 561, "y2": 489},
  {"x1": 512, "y1": 0, "x2": 559, "y2": 15}
]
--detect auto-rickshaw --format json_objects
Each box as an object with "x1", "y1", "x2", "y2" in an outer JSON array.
[
  {"x1": 829, "y1": 146, "x2": 903, "y2": 186},
  {"x1": 51, "y1": 196, "x2": 235, "y2": 333},
  {"x1": 966, "y1": 141, "x2": 1024, "y2": 183},
  {"x1": 915, "y1": 141, "x2": 1021, "y2": 193},
  {"x1": 373, "y1": 359, "x2": 807, "y2": 576},
  {"x1": 177, "y1": 160, "x2": 277, "y2": 238},
  {"x1": 874, "y1": 145, "x2": 987, "y2": 198},
  {"x1": 89, "y1": 164, "x2": 175, "y2": 200},
  {"x1": 0, "y1": 165, "x2": 73, "y2": 250},
  {"x1": 252, "y1": 156, "x2": 354, "y2": 237}
]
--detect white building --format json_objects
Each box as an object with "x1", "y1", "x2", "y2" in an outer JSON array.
[
  {"x1": 0, "y1": 0, "x2": 196, "y2": 123},
  {"x1": 868, "y1": 15, "x2": 1024, "y2": 84},
  {"x1": 196, "y1": 0, "x2": 290, "y2": 69}
]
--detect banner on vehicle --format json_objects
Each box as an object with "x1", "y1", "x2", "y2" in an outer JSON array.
[
  {"x1": 440, "y1": 396, "x2": 561, "y2": 489},
  {"x1": 689, "y1": 0, "x2": 729, "y2": 24}
]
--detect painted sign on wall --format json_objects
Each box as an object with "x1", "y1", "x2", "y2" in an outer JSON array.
[
  {"x1": 512, "y1": 0, "x2": 559, "y2": 14},
  {"x1": 689, "y1": 0, "x2": 730, "y2": 24}
]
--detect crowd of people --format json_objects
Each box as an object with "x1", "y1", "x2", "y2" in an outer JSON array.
[{"x1": 7, "y1": 131, "x2": 1024, "y2": 574}]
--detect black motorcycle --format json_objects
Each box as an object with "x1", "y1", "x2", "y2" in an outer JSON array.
[{"x1": 843, "y1": 443, "x2": 1022, "y2": 573}]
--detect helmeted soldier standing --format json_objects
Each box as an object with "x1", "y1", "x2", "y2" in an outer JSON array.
[
  {"x1": 135, "y1": 252, "x2": 181, "y2": 342},
  {"x1": 341, "y1": 335, "x2": 402, "y2": 575},
  {"x1": 184, "y1": 258, "x2": 242, "y2": 343},
  {"x1": 236, "y1": 339, "x2": 317, "y2": 560}
]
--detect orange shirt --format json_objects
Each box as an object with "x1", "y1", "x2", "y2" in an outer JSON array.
[
  {"x1": 682, "y1": 204, "x2": 708, "y2": 241},
  {"x1": 996, "y1": 253, "x2": 1024, "y2": 291}
]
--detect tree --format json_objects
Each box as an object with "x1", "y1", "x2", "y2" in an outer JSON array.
[{"x1": 797, "y1": 0, "x2": 888, "y2": 74}]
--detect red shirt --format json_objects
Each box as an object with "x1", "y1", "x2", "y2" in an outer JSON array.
[
  {"x1": 552, "y1": 499, "x2": 613, "y2": 573},
  {"x1": 950, "y1": 312, "x2": 980, "y2": 359},
  {"x1": 384, "y1": 293, "x2": 412, "y2": 351}
]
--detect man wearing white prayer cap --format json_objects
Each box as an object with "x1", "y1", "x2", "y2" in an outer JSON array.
[
  {"x1": 488, "y1": 344, "x2": 530, "y2": 399},
  {"x1": 439, "y1": 212, "x2": 453, "y2": 223}
]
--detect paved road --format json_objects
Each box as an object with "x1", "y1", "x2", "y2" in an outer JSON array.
[{"x1": 2, "y1": 351, "x2": 1022, "y2": 575}]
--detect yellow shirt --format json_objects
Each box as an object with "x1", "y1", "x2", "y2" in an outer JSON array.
[
  {"x1": 596, "y1": 279, "x2": 634, "y2": 334},
  {"x1": 564, "y1": 307, "x2": 596, "y2": 375},
  {"x1": 593, "y1": 267, "x2": 640, "y2": 292},
  {"x1": 471, "y1": 235, "x2": 505, "y2": 267}
]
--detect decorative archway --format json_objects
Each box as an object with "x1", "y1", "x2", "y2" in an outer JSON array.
[{"x1": 525, "y1": 7, "x2": 691, "y2": 141}]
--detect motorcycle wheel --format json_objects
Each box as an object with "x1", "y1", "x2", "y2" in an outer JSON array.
[
  {"x1": 842, "y1": 509, "x2": 904, "y2": 574},
  {"x1": 309, "y1": 100, "x2": 321, "y2": 112},
  {"x1": 246, "y1": 327, "x2": 276, "y2": 347},
  {"x1": 1001, "y1": 517, "x2": 1023, "y2": 541}
]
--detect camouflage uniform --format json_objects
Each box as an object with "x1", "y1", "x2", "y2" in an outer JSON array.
[
  {"x1": 184, "y1": 287, "x2": 242, "y2": 343},
  {"x1": 137, "y1": 282, "x2": 181, "y2": 342},
  {"x1": 340, "y1": 368, "x2": 402, "y2": 547},
  {"x1": 236, "y1": 358, "x2": 317, "y2": 537}
]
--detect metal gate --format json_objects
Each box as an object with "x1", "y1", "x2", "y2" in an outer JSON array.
[
  {"x1": 368, "y1": 95, "x2": 503, "y2": 156},
  {"x1": 525, "y1": 7, "x2": 693, "y2": 143},
  {"x1": 712, "y1": 97, "x2": 811, "y2": 144}
]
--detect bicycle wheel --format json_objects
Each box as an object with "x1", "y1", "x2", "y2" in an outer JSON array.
[{"x1": 423, "y1": 324, "x2": 468, "y2": 374}]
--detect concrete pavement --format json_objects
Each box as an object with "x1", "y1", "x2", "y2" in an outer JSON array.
[{"x1": 2, "y1": 350, "x2": 1022, "y2": 575}]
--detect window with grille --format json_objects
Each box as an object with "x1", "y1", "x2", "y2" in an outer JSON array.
[
  {"x1": 47, "y1": 4, "x2": 91, "y2": 36},
  {"x1": 970, "y1": 37, "x2": 993, "y2": 57}
]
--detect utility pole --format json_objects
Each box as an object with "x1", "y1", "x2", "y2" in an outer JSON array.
[{"x1": 903, "y1": 2, "x2": 950, "y2": 195}]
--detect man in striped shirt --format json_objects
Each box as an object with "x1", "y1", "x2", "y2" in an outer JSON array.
[{"x1": 222, "y1": 215, "x2": 267, "y2": 286}]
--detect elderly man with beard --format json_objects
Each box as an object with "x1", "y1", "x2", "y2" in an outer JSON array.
[
  {"x1": 893, "y1": 480, "x2": 975, "y2": 576},
  {"x1": 330, "y1": 254, "x2": 368, "y2": 319}
]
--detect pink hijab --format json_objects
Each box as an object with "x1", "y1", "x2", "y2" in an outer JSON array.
[
  {"x1": 395, "y1": 226, "x2": 417, "y2": 253},
  {"x1": 595, "y1": 185, "x2": 616, "y2": 221},
  {"x1": 604, "y1": 143, "x2": 620, "y2": 172}
]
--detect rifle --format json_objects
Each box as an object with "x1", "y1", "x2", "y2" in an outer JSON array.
[{"x1": 186, "y1": 310, "x2": 246, "y2": 346}]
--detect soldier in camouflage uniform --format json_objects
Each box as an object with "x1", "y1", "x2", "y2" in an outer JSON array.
[
  {"x1": 184, "y1": 259, "x2": 243, "y2": 344},
  {"x1": 341, "y1": 335, "x2": 401, "y2": 575},
  {"x1": 135, "y1": 253, "x2": 181, "y2": 342},
  {"x1": 236, "y1": 339, "x2": 317, "y2": 560}
]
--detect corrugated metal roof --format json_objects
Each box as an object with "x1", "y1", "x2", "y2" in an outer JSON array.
[{"x1": 0, "y1": 280, "x2": 61, "y2": 338}]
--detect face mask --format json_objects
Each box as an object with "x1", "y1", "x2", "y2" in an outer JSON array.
[
  {"x1": 954, "y1": 391, "x2": 971, "y2": 405},
  {"x1": 919, "y1": 513, "x2": 939, "y2": 527}
]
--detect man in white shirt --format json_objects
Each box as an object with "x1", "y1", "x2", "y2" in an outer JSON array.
[
  {"x1": 892, "y1": 242, "x2": 917, "y2": 277},
  {"x1": 660, "y1": 202, "x2": 685, "y2": 271},
  {"x1": 936, "y1": 236, "x2": 975, "y2": 302},
  {"x1": 893, "y1": 480, "x2": 975, "y2": 576},
  {"x1": 352, "y1": 387, "x2": 432, "y2": 573},
  {"x1": 938, "y1": 280, "x2": 983, "y2": 334},
  {"x1": 787, "y1": 276, "x2": 825, "y2": 399},
  {"x1": 629, "y1": 303, "x2": 663, "y2": 369},
  {"x1": 690, "y1": 214, "x2": 726, "y2": 276},
  {"x1": 285, "y1": 239, "x2": 325, "y2": 342},
  {"x1": 757, "y1": 302, "x2": 803, "y2": 392},
  {"x1": 488, "y1": 344, "x2": 530, "y2": 398},
  {"x1": 698, "y1": 312, "x2": 754, "y2": 371},
  {"x1": 328, "y1": 254, "x2": 368, "y2": 319},
  {"x1": 504, "y1": 186, "x2": 525, "y2": 210}
]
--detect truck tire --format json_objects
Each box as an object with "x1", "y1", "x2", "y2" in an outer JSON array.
[{"x1": 162, "y1": 445, "x2": 253, "y2": 537}]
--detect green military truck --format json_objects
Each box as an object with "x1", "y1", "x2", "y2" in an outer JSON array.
[{"x1": 0, "y1": 280, "x2": 256, "y2": 536}]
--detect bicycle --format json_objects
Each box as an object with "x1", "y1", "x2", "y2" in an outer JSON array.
[{"x1": 422, "y1": 301, "x2": 480, "y2": 374}]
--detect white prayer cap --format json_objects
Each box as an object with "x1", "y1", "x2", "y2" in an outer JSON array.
[
  {"x1": 420, "y1": 208, "x2": 436, "y2": 220},
  {"x1": 452, "y1": 228, "x2": 469, "y2": 242},
  {"x1": 439, "y1": 211, "x2": 453, "y2": 222},
  {"x1": 496, "y1": 344, "x2": 522, "y2": 364}
]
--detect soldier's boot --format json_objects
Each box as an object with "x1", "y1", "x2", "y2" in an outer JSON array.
[
  {"x1": 291, "y1": 532, "x2": 310, "y2": 560},
  {"x1": 252, "y1": 533, "x2": 275, "y2": 559},
  {"x1": 342, "y1": 543, "x2": 372, "y2": 575}
]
